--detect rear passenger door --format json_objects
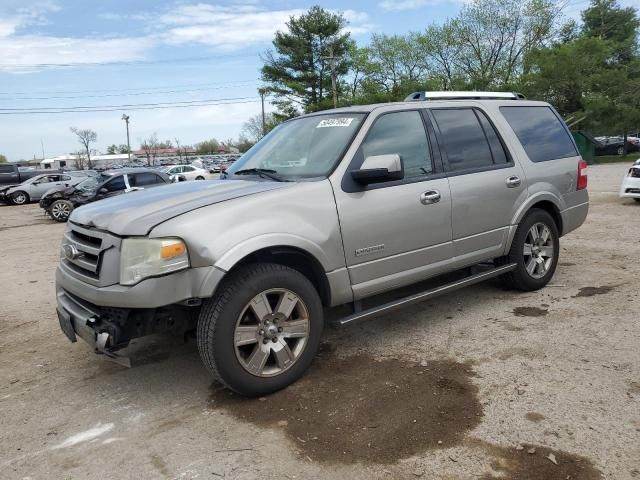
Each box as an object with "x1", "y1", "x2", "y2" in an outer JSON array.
[
  {"x1": 130, "y1": 172, "x2": 166, "y2": 189},
  {"x1": 429, "y1": 107, "x2": 526, "y2": 265}
]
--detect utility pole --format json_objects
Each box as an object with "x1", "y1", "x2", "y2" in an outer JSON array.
[
  {"x1": 121, "y1": 114, "x2": 131, "y2": 161},
  {"x1": 258, "y1": 88, "x2": 267, "y2": 137},
  {"x1": 322, "y1": 47, "x2": 341, "y2": 109},
  {"x1": 40, "y1": 138, "x2": 45, "y2": 160}
]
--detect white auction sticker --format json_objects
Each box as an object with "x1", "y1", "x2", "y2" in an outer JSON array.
[{"x1": 316, "y1": 118, "x2": 354, "y2": 128}]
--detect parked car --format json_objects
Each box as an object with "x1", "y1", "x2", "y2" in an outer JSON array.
[
  {"x1": 159, "y1": 164, "x2": 209, "y2": 181},
  {"x1": 2, "y1": 172, "x2": 91, "y2": 205},
  {"x1": 619, "y1": 160, "x2": 640, "y2": 202},
  {"x1": 40, "y1": 168, "x2": 171, "y2": 222},
  {"x1": 55, "y1": 92, "x2": 588, "y2": 396},
  {"x1": 595, "y1": 136, "x2": 640, "y2": 156},
  {"x1": 0, "y1": 163, "x2": 60, "y2": 187}
]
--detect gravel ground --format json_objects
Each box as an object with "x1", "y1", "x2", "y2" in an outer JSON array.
[{"x1": 1, "y1": 163, "x2": 638, "y2": 480}]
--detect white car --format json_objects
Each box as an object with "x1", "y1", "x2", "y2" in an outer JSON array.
[
  {"x1": 160, "y1": 164, "x2": 210, "y2": 181},
  {"x1": 5, "y1": 172, "x2": 88, "y2": 205},
  {"x1": 620, "y1": 159, "x2": 640, "y2": 203}
]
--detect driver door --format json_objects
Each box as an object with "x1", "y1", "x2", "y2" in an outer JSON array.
[{"x1": 331, "y1": 109, "x2": 453, "y2": 300}]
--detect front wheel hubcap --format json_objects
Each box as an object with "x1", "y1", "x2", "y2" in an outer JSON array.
[
  {"x1": 523, "y1": 222, "x2": 554, "y2": 279},
  {"x1": 52, "y1": 202, "x2": 70, "y2": 219},
  {"x1": 234, "y1": 289, "x2": 310, "y2": 377}
]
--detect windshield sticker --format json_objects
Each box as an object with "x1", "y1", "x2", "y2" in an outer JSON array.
[{"x1": 317, "y1": 118, "x2": 354, "y2": 128}]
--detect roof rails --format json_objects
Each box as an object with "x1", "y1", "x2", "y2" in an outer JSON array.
[{"x1": 404, "y1": 91, "x2": 525, "y2": 101}]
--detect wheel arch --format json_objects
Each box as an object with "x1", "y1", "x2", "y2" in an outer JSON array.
[
  {"x1": 214, "y1": 240, "x2": 332, "y2": 306},
  {"x1": 506, "y1": 195, "x2": 564, "y2": 254}
]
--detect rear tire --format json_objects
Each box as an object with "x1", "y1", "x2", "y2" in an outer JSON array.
[
  {"x1": 195, "y1": 176, "x2": 205, "y2": 180},
  {"x1": 617, "y1": 146, "x2": 625, "y2": 155},
  {"x1": 497, "y1": 209, "x2": 559, "y2": 291},
  {"x1": 11, "y1": 191, "x2": 29, "y2": 205},
  {"x1": 49, "y1": 199, "x2": 73, "y2": 222},
  {"x1": 634, "y1": 198, "x2": 640, "y2": 203},
  {"x1": 197, "y1": 263, "x2": 323, "y2": 397}
]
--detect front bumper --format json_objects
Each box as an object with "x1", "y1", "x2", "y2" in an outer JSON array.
[
  {"x1": 620, "y1": 176, "x2": 640, "y2": 198},
  {"x1": 56, "y1": 263, "x2": 225, "y2": 308}
]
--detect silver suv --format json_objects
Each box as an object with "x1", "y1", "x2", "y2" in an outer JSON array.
[{"x1": 55, "y1": 92, "x2": 589, "y2": 396}]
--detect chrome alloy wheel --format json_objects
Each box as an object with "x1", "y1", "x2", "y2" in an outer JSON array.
[
  {"x1": 234, "y1": 289, "x2": 310, "y2": 377},
  {"x1": 51, "y1": 201, "x2": 71, "y2": 220},
  {"x1": 12, "y1": 192, "x2": 27, "y2": 204},
  {"x1": 523, "y1": 222, "x2": 554, "y2": 279}
]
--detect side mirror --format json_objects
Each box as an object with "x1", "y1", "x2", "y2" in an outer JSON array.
[{"x1": 351, "y1": 154, "x2": 403, "y2": 185}]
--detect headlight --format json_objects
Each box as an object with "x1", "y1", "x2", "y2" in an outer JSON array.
[{"x1": 120, "y1": 238, "x2": 189, "y2": 285}]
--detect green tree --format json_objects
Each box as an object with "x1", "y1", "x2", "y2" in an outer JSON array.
[
  {"x1": 195, "y1": 139, "x2": 219, "y2": 155},
  {"x1": 582, "y1": 0, "x2": 639, "y2": 61},
  {"x1": 261, "y1": 6, "x2": 351, "y2": 114},
  {"x1": 0, "y1": 154, "x2": 7, "y2": 163}
]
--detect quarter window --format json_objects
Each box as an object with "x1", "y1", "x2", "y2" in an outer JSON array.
[
  {"x1": 361, "y1": 110, "x2": 432, "y2": 178},
  {"x1": 432, "y1": 109, "x2": 494, "y2": 172},
  {"x1": 500, "y1": 106, "x2": 578, "y2": 162}
]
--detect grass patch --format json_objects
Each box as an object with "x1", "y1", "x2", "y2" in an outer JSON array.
[{"x1": 593, "y1": 154, "x2": 640, "y2": 164}]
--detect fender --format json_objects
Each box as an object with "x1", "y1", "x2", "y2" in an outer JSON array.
[
  {"x1": 214, "y1": 233, "x2": 333, "y2": 273},
  {"x1": 504, "y1": 191, "x2": 565, "y2": 254}
]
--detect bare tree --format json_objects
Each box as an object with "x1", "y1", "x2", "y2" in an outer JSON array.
[
  {"x1": 241, "y1": 113, "x2": 276, "y2": 143},
  {"x1": 139, "y1": 133, "x2": 160, "y2": 166},
  {"x1": 73, "y1": 151, "x2": 87, "y2": 170},
  {"x1": 70, "y1": 127, "x2": 97, "y2": 169}
]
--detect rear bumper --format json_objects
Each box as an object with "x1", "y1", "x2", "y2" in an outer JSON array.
[
  {"x1": 560, "y1": 198, "x2": 589, "y2": 236},
  {"x1": 620, "y1": 176, "x2": 640, "y2": 198}
]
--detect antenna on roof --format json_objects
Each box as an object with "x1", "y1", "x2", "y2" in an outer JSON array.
[{"x1": 404, "y1": 91, "x2": 525, "y2": 101}]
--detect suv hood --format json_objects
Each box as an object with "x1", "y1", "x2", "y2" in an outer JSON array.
[{"x1": 69, "y1": 179, "x2": 293, "y2": 235}]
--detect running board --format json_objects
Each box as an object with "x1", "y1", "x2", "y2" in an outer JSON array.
[{"x1": 335, "y1": 263, "x2": 517, "y2": 327}]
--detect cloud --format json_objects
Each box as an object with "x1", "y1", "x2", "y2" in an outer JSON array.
[{"x1": 379, "y1": 0, "x2": 449, "y2": 11}]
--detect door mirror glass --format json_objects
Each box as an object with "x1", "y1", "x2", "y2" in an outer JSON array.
[{"x1": 351, "y1": 154, "x2": 403, "y2": 185}]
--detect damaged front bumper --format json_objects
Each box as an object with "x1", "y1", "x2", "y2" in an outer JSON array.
[{"x1": 56, "y1": 289, "x2": 197, "y2": 367}]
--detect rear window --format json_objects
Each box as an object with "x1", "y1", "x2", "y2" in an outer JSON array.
[
  {"x1": 0, "y1": 165, "x2": 14, "y2": 173},
  {"x1": 500, "y1": 106, "x2": 577, "y2": 162}
]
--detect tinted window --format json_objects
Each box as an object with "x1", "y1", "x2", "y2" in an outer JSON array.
[
  {"x1": 362, "y1": 111, "x2": 432, "y2": 178},
  {"x1": 432, "y1": 109, "x2": 493, "y2": 171},
  {"x1": 500, "y1": 106, "x2": 578, "y2": 162},
  {"x1": 132, "y1": 172, "x2": 163, "y2": 186},
  {"x1": 0, "y1": 165, "x2": 14, "y2": 173},
  {"x1": 476, "y1": 110, "x2": 509, "y2": 164},
  {"x1": 183, "y1": 166, "x2": 195, "y2": 172},
  {"x1": 104, "y1": 176, "x2": 126, "y2": 192}
]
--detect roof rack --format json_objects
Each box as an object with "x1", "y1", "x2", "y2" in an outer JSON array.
[{"x1": 404, "y1": 91, "x2": 525, "y2": 101}]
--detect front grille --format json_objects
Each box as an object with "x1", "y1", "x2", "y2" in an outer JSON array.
[{"x1": 60, "y1": 223, "x2": 121, "y2": 287}]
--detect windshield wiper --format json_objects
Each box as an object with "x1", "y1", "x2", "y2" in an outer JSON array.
[{"x1": 233, "y1": 168, "x2": 288, "y2": 182}]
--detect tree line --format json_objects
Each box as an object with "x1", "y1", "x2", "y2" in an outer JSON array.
[{"x1": 259, "y1": 0, "x2": 640, "y2": 137}]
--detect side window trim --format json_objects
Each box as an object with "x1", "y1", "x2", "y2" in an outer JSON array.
[
  {"x1": 473, "y1": 109, "x2": 513, "y2": 165},
  {"x1": 341, "y1": 108, "x2": 437, "y2": 193},
  {"x1": 427, "y1": 106, "x2": 514, "y2": 176}
]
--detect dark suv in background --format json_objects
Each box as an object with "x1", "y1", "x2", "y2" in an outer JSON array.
[{"x1": 40, "y1": 168, "x2": 171, "y2": 222}]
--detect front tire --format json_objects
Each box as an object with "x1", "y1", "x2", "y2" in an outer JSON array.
[
  {"x1": 195, "y1": 176, "x2": 205, "y2": 180},
  {"x1": 11, "y1": 191, "x2": 29, "y2": 205},
  {"x1": 49, "y1": 199, "x2": 73, "y2": 222},
  {"x1": 498, "y1": 209, "x2": 559, "y2": 291},
  {"x1": 197, "y1": 263, "x2": 323, "y2": 397}
]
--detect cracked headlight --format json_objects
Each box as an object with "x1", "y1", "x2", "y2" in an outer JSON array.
[{"x1": 120, "y1": 238, "x2": 189, "y2": 286}]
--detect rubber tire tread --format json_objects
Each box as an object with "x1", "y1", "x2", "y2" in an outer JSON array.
[
  {"x1": 197, "y1": 262, "x2": 323, "y2": 397},
  {"x1": 497, "y1": 208, "x2": 560, "y2": 291}
]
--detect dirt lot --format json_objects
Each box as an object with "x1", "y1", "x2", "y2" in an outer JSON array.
[{"x1": 1, "y1": 163, "x2": 639, "y2": 479}]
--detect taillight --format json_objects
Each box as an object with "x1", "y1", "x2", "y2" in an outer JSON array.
[{"x1": 577, "y1": 159, "x2": 588, "y2": 190}]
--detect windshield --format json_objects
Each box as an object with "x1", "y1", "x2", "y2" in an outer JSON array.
[
  {"x1": 227, "y1": 113, "x2": 366, "y2": 179},
  {"x1": 75, "y1": 174, "x2": 109, "y2": 194}
]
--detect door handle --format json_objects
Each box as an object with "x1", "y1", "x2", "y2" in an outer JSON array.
[
  {"x1": 420, "y1": 190, "x2": 441, "y2": 205},
  {"x1": 506, "y1": 176, "x2": 521, "y2": 188}
]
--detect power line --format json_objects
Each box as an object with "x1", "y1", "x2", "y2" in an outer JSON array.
[
  {"x1": 0, "y1": 79, "x2": 260, "y2": 96},
  {"x1": 0, "y1": 52, "x2": 260, "y2": 69},
  {"x1": 0, "y1": 98, "x2": 260, "y2": 115},
  {"x1": 0, "y1": 96, "x2": 258, "y2": 112},
  {"x1": 0, "y1": 81, "x2": 259, "y2": 101}
]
